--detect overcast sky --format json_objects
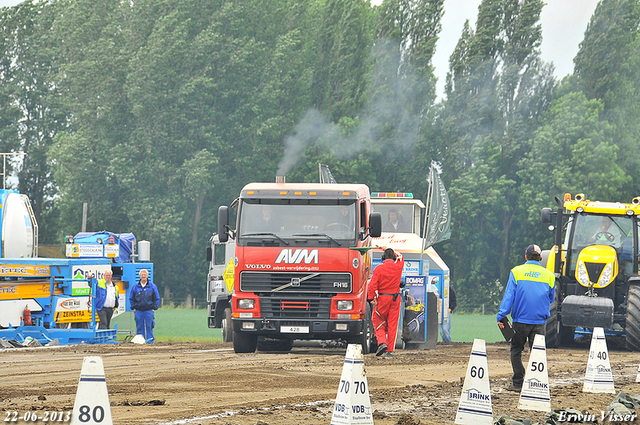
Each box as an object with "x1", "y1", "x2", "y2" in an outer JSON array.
[
  {"x1": 432, "y1": 0, "x2": 599, "y2": 98},
  {"x1": 1, "y1": 0, "x2": 600, "y2": 99}
]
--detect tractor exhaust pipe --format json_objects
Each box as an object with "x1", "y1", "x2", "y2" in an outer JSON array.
[{"x1": 276, "y1": 175, "x2": 286, "y2": 184}]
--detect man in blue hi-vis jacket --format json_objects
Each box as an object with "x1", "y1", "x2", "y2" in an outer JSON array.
[
  {"x1": 497, "y1": 244, "x2": 555, "y2": 391},
  {"x1": 129, "y1": 269, "x2": 160, "y2": 343}
]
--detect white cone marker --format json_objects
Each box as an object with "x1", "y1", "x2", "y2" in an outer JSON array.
[
  {"x1": 518, "y1": 334, "x2": 551, "y2": 412},
  {"x1": 455, "y1": 339, "x2": 493, "y2": 425},
  {"x1": 330, "y1": 344, "x2": 373, "y2": 425},
  {"x1": 583, "y1": 327, "x2": 615, "y2": 393},
  {"x1": 70, "y1": 356, "x2": 113, "y2": 425}
]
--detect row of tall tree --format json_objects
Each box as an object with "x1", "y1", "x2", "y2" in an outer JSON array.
[{"x1": 1, "y1": 0, "x2": 639, "y2": 311}]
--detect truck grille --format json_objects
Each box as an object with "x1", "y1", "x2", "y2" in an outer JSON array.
[
  {"x1": 260, "y1": 295, "x2": 332, "y2": 319},
  {"x1": 239, "y1": 271, "x2": 352, "y2": 293}
]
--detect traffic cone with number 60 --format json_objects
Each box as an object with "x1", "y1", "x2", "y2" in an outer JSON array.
[{"x1": 455, "y1": 339, "x2": 493, "y2": 425}]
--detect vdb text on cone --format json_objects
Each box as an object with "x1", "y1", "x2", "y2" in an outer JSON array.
[{"x1": 330, "y1": 344, "x2": 374, "y2": 425}]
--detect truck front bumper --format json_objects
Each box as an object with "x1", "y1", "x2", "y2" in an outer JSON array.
[{"x1": 232, "y1": 318, "x2": 364, "y2": 340}]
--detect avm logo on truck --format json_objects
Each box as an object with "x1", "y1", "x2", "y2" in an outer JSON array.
[{"x1": 275, "y1": 249, "x2": 319, "y2": 264}]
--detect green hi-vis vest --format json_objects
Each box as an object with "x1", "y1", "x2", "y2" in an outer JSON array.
[{"x1": 511, "y1": 263, "x2": 555, "y2": 290}]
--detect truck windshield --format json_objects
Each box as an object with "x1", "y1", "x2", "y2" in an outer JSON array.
[
  {"x1": 237, "y1": 200, "x2": 357, "y2": 244},
  {"x1": 567, "y1": 213, "x2": 635, "y2": 273},
  {"x1": 371, "y1": 204, "x2": 415, "y2": 233}
]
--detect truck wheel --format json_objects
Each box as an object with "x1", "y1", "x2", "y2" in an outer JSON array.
[
  {"x1": 360, "y1": 302, "x2": 375, "y2": 355},
  {"x1": 256, "y1": 337, "x2": 294, "y2": 353},
  {"x1": 222, "y1": 308, "x2": 233, "y2": 343},
  {"x1": 625, "y1": 284, "x2": 640, "y2": 351},
  {"x1": 233, "y1": 332, "x2": 257, "y2": 353}
]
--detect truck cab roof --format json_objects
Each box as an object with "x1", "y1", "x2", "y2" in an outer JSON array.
[{"x1": 240, "y1": 182, "x2": 371, "y2": 200}]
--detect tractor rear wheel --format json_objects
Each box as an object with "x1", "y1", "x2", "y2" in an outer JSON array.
[{"x1": 625, "y1": 284, "x2": 640, "y2": 351}]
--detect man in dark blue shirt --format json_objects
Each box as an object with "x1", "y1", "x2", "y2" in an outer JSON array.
[{"x1": 129, "y1": 269, "x2": 160, "y2": 343}]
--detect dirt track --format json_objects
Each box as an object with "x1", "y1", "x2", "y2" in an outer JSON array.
[{"x1": 2, "y1": 341, "x2": 640, "y2": 424}]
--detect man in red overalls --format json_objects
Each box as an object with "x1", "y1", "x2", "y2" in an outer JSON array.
[{"x1": 368, "y1": 246, "x2": 404, "y2": 356}]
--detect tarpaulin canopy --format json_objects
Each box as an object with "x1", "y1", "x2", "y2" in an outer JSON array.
[{"x1": 73, "y1": 231, "x2": 136, "y2": 263}]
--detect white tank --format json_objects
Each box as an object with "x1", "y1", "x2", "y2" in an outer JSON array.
[
  {"x1": 1, "y1": 191, "x2": 37, "y2": 258},
  {"x1": 138, "y1": 240, "x2": 151, "y2": 262}
]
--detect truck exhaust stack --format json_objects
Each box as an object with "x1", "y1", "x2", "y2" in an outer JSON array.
[{"x1": 276, "y1": 175, "x2": 286, "y2": 184}]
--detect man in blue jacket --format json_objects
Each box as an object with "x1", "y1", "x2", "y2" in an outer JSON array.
[
  {"x1": 95, "y1": 269, "x2": 119, "y2": 329},
  {"x1": 129, "y1": 269, "x2": 160, "y2": 343},
  {"x1": 497, "y1": 244, "x2": 555, "y2": 391}
]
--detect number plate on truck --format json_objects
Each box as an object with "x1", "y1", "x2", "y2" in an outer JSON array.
[{"x1": 281, "y1": 326, "x2": 309, "y2": 333}]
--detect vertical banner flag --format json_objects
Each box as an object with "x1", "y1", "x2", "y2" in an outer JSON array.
[
  {"x1": 319, "y1": 163, "x2": 337, "y2": 184},
  {"x1": 424, "y1": 165, "x2": 451, "y2": 250}
]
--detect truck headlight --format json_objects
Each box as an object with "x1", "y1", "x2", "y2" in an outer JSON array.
[
  {"x1": 337, "y1": 300, "x2": 353, "y2": 310},
  {"x1": 598, "y1": 263, "x2": 613, "y2": 287},
  {"x1": 577, "y1": 260, "x2": 590, "y2": 287},
  {"x1": 238, "y1": 299, "x2": 255, "y2": 309}
]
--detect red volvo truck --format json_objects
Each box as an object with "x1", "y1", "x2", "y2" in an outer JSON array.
[{"x1": 217, "y1": 180, "x2": 382, "y2": 353}]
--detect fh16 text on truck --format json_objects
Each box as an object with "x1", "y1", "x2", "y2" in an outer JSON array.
[{"x1": 217, "y1": 179, "x2": 382, "y2": 354}]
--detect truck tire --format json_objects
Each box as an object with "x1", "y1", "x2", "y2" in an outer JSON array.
[
  {"x1": 256, "y1": 337, "x2": 294, "y2": 353},
  {"x1": 361, "y1": 302, "x2": 376, "y2": 354},
  {"x1": 222, "y1": 308, "x2": 233, "y2": 343},
  {"x1": 625, "y1": 284, "x2": 640, "y2": 351},
  {"x1": 233, "y1": 332, "x2": 257, "y2": 353}
]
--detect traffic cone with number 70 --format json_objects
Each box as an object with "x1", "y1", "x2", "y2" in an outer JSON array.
[{"x1": 330, "y1": 344, "x2": 373, "y2": 425}]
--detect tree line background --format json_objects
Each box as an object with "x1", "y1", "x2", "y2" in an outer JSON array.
[{"x1": 1, "y1": 0, "x2": 639, "y2": 311}]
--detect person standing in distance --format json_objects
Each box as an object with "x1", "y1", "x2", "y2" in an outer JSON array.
[
  {"x1": 95, "y1": 269, "x2": 119, "y2": 329},
  {"x1": 129, "y1": 269, "x2": 160, "y2": 343},
  {"x1": 368, "y1": 246, "x2": 404, "y2": 356},
  {"x1": 497, "y1": 244, "x2": 555, "y2": 391},
  {"x1": 439, "y1": 285, "x2": 456, "y2": 342}
]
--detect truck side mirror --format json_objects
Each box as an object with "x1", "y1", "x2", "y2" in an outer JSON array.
[
  {"x1": 218, "y1": 206, "x2": 229, "y2": 243},
  {"x1": 206, "y1": 246, "x2": 212, "y2": 262},
  {"x1": 541, "y1": 207, "x2": 553, "y2": 224},
  {"x1": 369, "y1": 212, "x2": 382, "y2": 238}
]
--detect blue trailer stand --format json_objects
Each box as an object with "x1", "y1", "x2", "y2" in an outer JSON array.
[{"x1": 0, "y1": 232, "x2": 153, "y2": 345}]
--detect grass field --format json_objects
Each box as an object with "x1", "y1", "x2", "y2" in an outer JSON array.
[
  {"x1": 111, "y1": 309, "x2": 503, "y2": 344},
  {"x1": 447, "y1": 314, "x2": 504, "y2": 343},
  {"x1": 112, "y1": 309, "x2": 222, "y2": 342}
]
